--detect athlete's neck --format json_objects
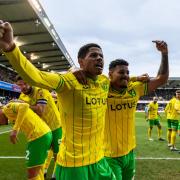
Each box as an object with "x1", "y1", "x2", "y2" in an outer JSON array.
[
  {"x1": 110, "y1": 83, "x2": 127, "y2": 93},
  {"x1": 85, "y1": 72, "x2": 98, "y2": 81}
]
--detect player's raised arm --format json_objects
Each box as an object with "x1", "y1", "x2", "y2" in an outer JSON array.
[
  {"x1": 0, "y1": 21, "x2": 63, "y2": 91},
  {"x1": 148, "y1": 40, "x2": 169, "y2": 93}
]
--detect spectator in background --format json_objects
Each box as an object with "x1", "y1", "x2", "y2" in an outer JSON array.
[{"x1": 0, "y1": 65, "x2": 17, "y2": 83}]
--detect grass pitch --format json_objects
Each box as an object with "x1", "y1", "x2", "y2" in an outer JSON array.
[{"x1": 0, "y1": 113, "x2": 180, "y2": 180}]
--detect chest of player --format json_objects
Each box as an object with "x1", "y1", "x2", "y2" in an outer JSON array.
[
  {"x1": 149, "y1": 104, "x2": 158, "y2": 111},
  {"x1": 107, "y1": 88, "x2": 139, "y2": 111},
  {"x1": 59, "y1": 82, "x2": 109, "y2": 110},
  {"x1": 107, "y1": 98, "x2": 137, "y2": 111},
  {"x1": 76, "y1": 86, "x2": 108, "y2": 107}
]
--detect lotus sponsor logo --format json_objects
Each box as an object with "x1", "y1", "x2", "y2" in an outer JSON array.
[
  {"x1": 110, "y1": 101, "x2": 136, "y2": 111},
  {"x1": 86, "y1": 97, "x2": 107, "y2": 105}
]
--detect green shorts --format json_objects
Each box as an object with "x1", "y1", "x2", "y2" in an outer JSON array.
[
  {"x1": 52, "y1": 127, "x2": 62, "y2": 153},
  {"x1": 149, "y1": 119, "x2": 160, "y2": 127},
  {"x1": 167, "y1": 119, "x2": 179, "y2": 130},
  {"x1": 105, "y1": 150, "x2": 135, "y2": 180},
  {"x1": 55, "y1": 158, "x2": 116, "y2": 180},
  {"x1": 26, "y1": 132, "x2": 52, "y2": 168},
  {"x1": 178, "y1": 122, "x2": 180, "y2": 130}
]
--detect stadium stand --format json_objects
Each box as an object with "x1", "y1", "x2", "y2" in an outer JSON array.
[
  {"x1": 0, "y1": 64, "x2": 17, "y2": 83},
  {"x1": 137, "y1": 77, "x2": 180, "y2": 111},
  {"x1": 0, "y1": 0, "x2": 75, "y2": 72},
  {"x1": 0, "y1": 0, "x2": 75, "y2": 106}
]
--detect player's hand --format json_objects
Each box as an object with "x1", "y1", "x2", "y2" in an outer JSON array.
[
  {"x1": 152, "y1": 40, "x2": 168, "y2": 54},
  {"x1": 10, "y1": 130, "x2": 18, "y2": 144},
  {"x1": 0, "y1": 20, "x2": 15, "y2": 51},
  {"x1": 137, "y1": 73, "x2": 150, "y2": 82},
  {"x1": 72, "y1": 68, "x2": 88, "y2": 85}
]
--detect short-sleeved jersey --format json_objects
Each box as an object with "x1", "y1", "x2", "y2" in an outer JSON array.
[
  {"x1": 4, "y1": 46, "x2": 110, "y2": 167},
  {"x1": 148, "y1": 101, "x2": 158, "y2": 119},
  {"x1": 104, "y1": 81, "x2": 148, "y2": 157},
  {"x1": 2, "y1": 102, "x2": 50, "y2": 142},
  {"x1": 166, "y1": 97, "x2": 180, "y2": 120},
  {"x1": 19, "y1": 87, "x2": 61, "y2": 131}
]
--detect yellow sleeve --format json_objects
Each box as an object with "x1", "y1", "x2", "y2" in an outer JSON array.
[
  {"x1": 129, "y1": 76, "x2": 137, "y2": 82},
  {"x1": 164, "y1": 103, "x2": 169, "y2": 114},
  {"x1": 4, "y1": 46, "x2": 64, "y2": 91},
  {"x1": 12, "y1": 103, "x2": 29, "y2": 132}
]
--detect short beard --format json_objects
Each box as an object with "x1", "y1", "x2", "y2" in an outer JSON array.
[{"x1": 119, "y1": 85, "x2": 127, "y2": 88}]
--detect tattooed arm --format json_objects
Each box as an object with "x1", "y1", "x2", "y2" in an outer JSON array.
[{"x1": 148, "y1": 40, "x2": 169, "y2": 93}]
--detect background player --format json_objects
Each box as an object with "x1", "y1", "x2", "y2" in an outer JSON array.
[
  {"x1": 165, "y1": 90, "x2": 180, "y2": 151},
  {"x1": 16, "y1": 75, "x2": 62, "y2": 179},
  {"x1": 0, "y1": 102, "x2": 52, "y2": 180},
  {"x1": 147, "y1": 97, "x2": 165, "y2": 141}
]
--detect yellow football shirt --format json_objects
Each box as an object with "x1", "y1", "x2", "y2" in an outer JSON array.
[
  {"x1": 164, "y1": 98, "x2": 174, "y2": 118},
  {"x1": 166, "y1": 97, "x2": 180, "y2": 120},
  {"x1": 104, "y1": 81, "x2": 148, "y2": 157},
  {"x1": 19, "y1": 87, "x2": 61, "y2": 131},
  {"x1": 2, "y1": 102, "x2": 50, "y2": 142},
  {"x1": 164, "y1": 101, "x2": 170, "y2": 116},
  {"x1": 56, "y1": 73, "x2": 109, "y2": 167},
  {"x1": 148, "y1": 101, "x2": 158, "y2": 119},
  {"x1": 5, "y1": 46, "x2": 110, "y2": 167}
]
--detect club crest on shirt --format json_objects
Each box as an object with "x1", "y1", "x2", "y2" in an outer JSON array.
[
  {"x1": 101, "y1": 83, "x2": 109, "y2": 91},
  {"x1": 128, "y1": 89, "x2": 136, "y2": 97},
  {"x1": 83, "y1": 85, "x2": 90, "y2": 89},
  {"x1": 30, "y1": 99, "x2": 36, "y2": 105}
]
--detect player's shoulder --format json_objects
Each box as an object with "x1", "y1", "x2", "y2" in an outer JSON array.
[
  {"x1": 59, "y1": 72, "x2": 81, "y2": 87},
  {"x1": 128, "y1": 81, "x2": 145, "y2": 88},
  {"x1": 127, "y1": 81, "x2": 145, "y2": 93},
  {"x1": 99, "y1": 74, "x2": 108, "y2": 79},
  {"x1": 97, "y1": 74, "x2": 109, "y2": 83},
  {"x1": 148, "y1": 101, "x2": 153, "y2": 106},
  {"x1": 62, "y1": 72, "x2": 76, "y2": 79},
  {"x1": 3, "y1": 102, "x2": 22, "y2": 113},
  {"x1": 35, "y1": 86, "x2": 49, "y2": 94},
  {"x1": 19, "y1": 92, "x2": 26, "y2": 98},
  {"x1": 171, "y1": 97, "x2": 177, "y2": 102}
]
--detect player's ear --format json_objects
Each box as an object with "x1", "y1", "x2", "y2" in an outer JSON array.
[
  {"x1": 78, "y1": 58, "x2": 84, "y2": 68},
  {"x1": 109, "y1": 70, "x2": 113, "y2": 80}
]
